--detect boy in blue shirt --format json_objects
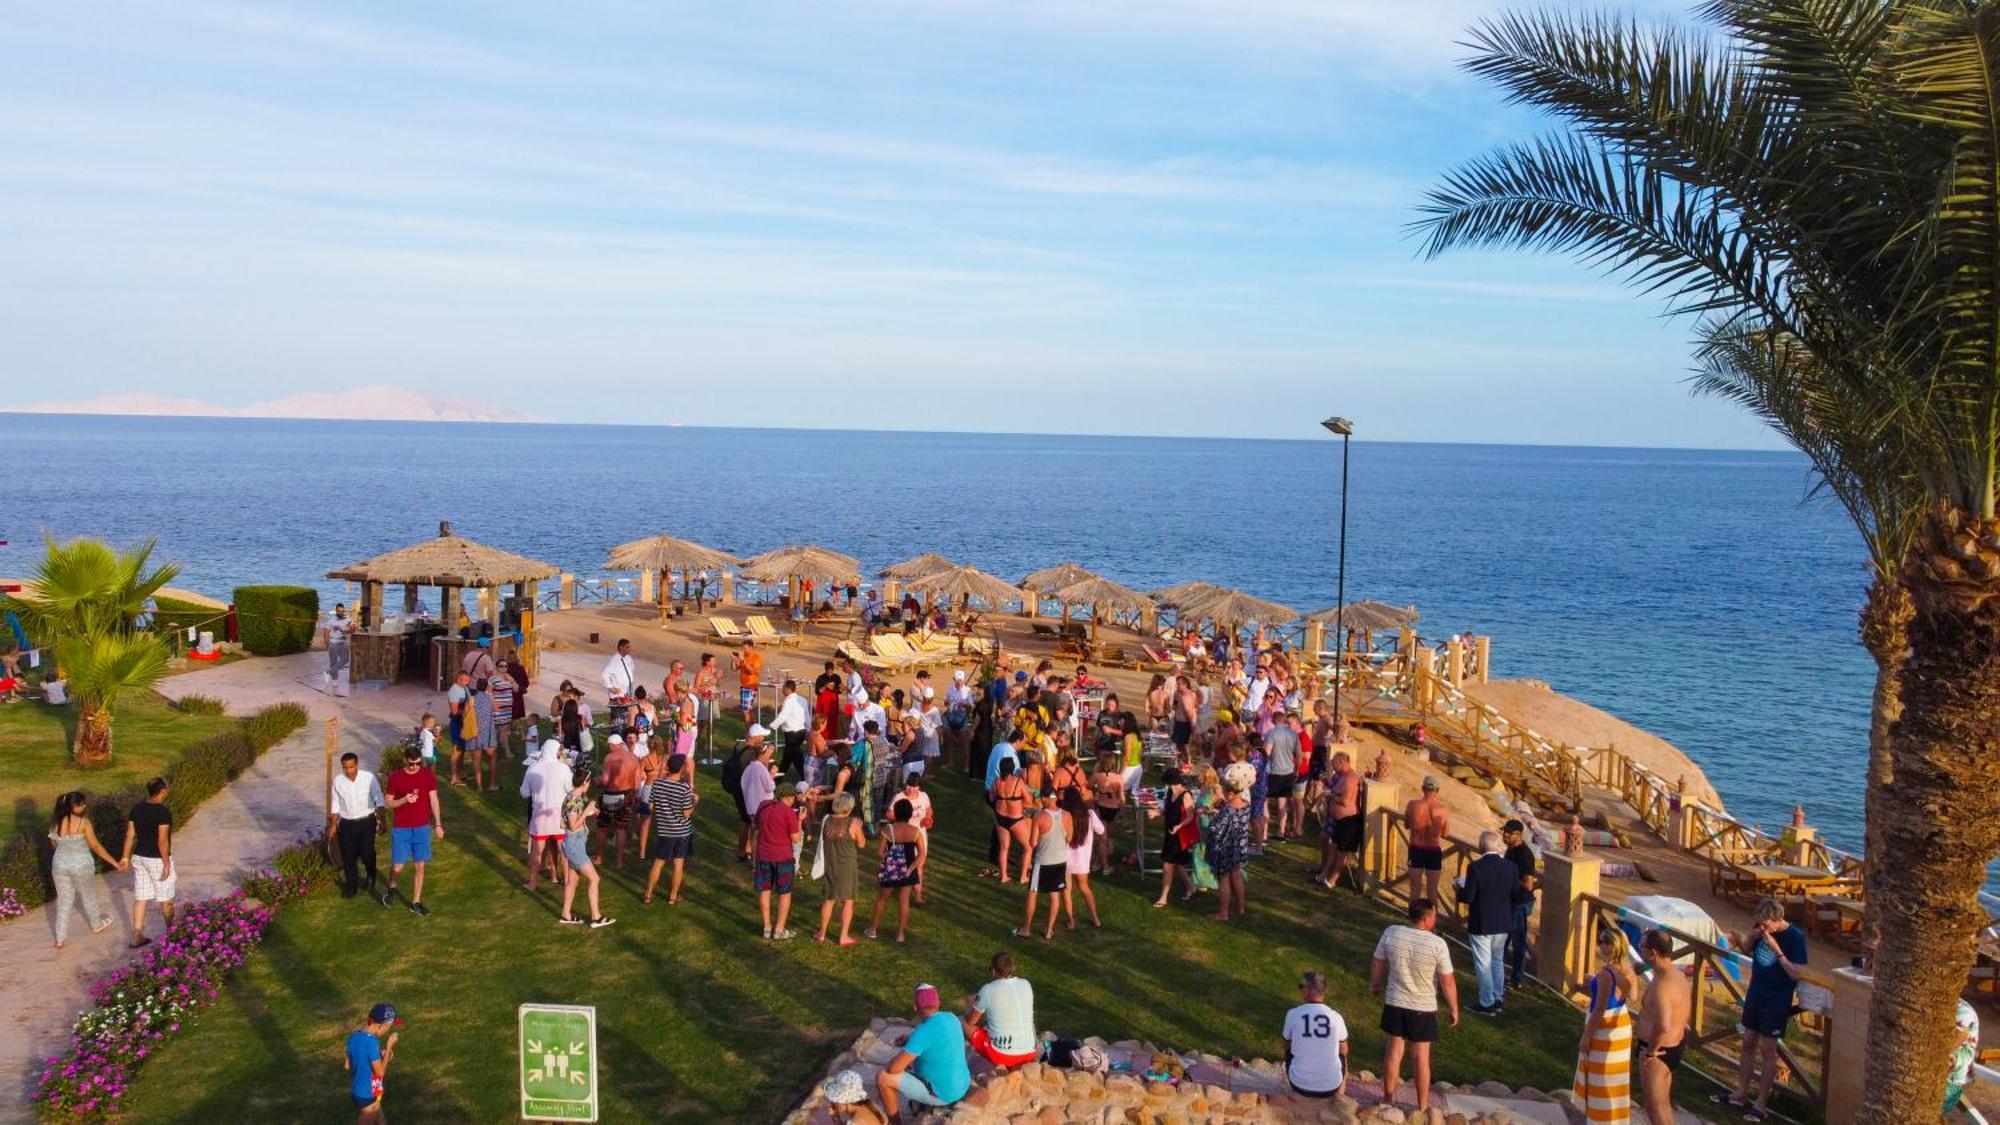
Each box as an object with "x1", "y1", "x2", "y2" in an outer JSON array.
[
  {"x1": 344, "y1": 1003, "x2": 400, "y2": 1122},
  {"x1": 877, "y1": 983, "x2": 968, "y2": 1122}
]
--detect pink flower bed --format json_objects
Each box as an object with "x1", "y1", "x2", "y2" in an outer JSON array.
[{"x1": 32, "y1": 870, "x2": 310, "y2": 1120}]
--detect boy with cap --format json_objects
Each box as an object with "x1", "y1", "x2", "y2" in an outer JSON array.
[
  {"x1": 344, "y1": 1002, "x2": 400, "y2": 1123},
  {"x1": 754, "y1": 783, "x2": 804, "y2": 939},
  {"x1": 877, "y1": 983, "x2": 969, "y2": 1122}
]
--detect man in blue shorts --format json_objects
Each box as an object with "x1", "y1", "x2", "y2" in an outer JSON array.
[
  {"x1": 1714, "y1": 897, "x2": 1807, "y2": 1120},
  {"x1": 384, "y1": 747, "x2": 443, "y2": 916},
  {"x1": 344, "y1": 1002, "x2": 400, "y2": 1122},
  {"x1": 877, "y1": 983, "x2": 968, "y2": 1122}
]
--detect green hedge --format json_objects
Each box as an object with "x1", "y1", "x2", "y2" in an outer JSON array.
[
  {"x1": 232, "y1": 585, "x2": 318, "y2": 656},
  {"x1": 0, "y1": 701, "x2": 311, "y2": 912}
]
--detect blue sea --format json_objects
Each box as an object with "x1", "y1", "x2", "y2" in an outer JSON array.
[{"x1": 1, "y1": 414, "x2": 1871, "y2": 856}]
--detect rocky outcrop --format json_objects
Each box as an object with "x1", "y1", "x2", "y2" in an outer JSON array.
[{"x1": 785, "y1": 1021, "x2": 1579, "y2": 1125}]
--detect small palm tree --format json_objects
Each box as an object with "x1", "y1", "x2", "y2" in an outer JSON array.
[
  {"x1": 3, "y1": 535, "x2": 178, "y2": 640},
  {"x1": 61, "y1": 632, "x2": 170, "y2": 767},
  {"x1": 1, "y1": 536, "x2": 181, "y2": 768}
]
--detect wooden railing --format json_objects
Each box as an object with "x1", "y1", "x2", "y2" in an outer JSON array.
[{"x1": 1573, "y1": 894, "x2": 1832, "y2": 1116}]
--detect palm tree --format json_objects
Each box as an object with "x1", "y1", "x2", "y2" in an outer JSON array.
[
  {"x1": 1415, "y1": 4, "x2": 2000, "y2": 1116},
  {"x1": 1, "y1": 536, "x2": 180, "y2": 767},
  {"x1": 61, "y1": 632, "x2": 171, "y2": 767},
  {"x1": 1692, "y1": 320, "x2": 1923, "y2": 922}
]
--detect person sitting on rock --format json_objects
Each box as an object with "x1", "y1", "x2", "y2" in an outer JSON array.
[
  {"x1": 963, "y1": 951, "x2": 1038, "y2": 1070},
  {"x1": 876, "y1": 983, "x2": 969, "y2": 1123}
]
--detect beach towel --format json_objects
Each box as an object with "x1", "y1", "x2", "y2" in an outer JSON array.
[{"x1": 1572, "y1": 998, "x2": 1633, "y2": 1123}]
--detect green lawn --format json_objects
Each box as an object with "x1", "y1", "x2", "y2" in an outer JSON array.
[
  {"x1": 0, "y1": 691, "x2": 239, "y2": 836},
  {"x1": 119, "y1": 724, "x2": 1592, "y2": 1123}
]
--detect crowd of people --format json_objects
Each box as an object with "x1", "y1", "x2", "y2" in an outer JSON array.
[{"x1": 112, "y1": 622, "x2": 1806, "y2": 1124}]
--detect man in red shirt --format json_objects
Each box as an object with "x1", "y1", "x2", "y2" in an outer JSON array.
[
  {"x1": 384, "y1": 747, "x2": 444, "y2": 916},
  {"x1": 753, "y1": 783, "x2": 805, "y2": 940}
]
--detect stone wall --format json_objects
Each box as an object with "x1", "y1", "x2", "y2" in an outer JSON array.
[{"x1": 786, "y1": 1020, "x2": 1586, "y2": 1125}]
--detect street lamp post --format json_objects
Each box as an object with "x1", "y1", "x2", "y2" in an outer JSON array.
[{"x1": 1321, "y1": 417, "x2": 1353, "y2": 727}]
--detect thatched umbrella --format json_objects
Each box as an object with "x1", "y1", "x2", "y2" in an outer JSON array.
[
  {"x1": 1048, "y1": 574, "x2": 1151, "y2": 639},
  {"x1": 1306, "y1": 600, "x2": 1418, "y2": 635},
  {"x1": 904, "y1": 565, "x2": 1026, "y2": 611},
  {"x1": 739, "y1": 545, "x2": 863, "y2": 609},
  {"x1": 1149, "y1": 580, "x2": 1230, "y2": 610},
  {"x1": 878, "y1": 553, "x2": 958, "y2": 581},
  {"x1": 1020, "y1": 562, "x2": 1098, "y2": 593},
  {"x1": 605, "y1": 535, "x2": 739, "y2": 608},
  {"x1": 1178, "y1": 588, "x2": 1299, "y2": 633},
  {"x1": 1021, "y1": 562, "x2": 1100, "y2": 620}
]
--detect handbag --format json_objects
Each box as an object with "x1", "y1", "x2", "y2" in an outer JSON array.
[{"x1": 810, "y1": 815, "x2": 830, "y2": 880}]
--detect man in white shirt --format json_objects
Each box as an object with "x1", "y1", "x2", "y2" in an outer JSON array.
[
  {"x1": 852, "y1": 691, "x2": 888, "y2": 745},
  {"x1": 963, "y1": 952, "x2": 1039, "y2": 1068},
  {"x1": 1282, "y1": 970, "x2": 1349, "y2": 1098},
  {"x1": 1371, "y1": 898, "x2": 1460, "y2": 1114},
  {"x1": 327, "y1": 752, "x2": 386, "y2": 902},
  {"x1": 735, "y1": 732, "x2": 776, "y2": 860},
  {"x1": 770, "y1": 679, "x2": 812, "y2": 781},
  {"x1": 602, "y1": 638, "x2": 638, "y2": 729}
]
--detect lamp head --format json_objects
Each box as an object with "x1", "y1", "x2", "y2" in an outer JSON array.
[{"x1": 1320, "y1": 416, "x2": 1354, "y2": 437}]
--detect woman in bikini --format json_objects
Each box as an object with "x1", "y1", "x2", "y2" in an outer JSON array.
[
  {"x1": 1089, "y1": 751, "x2": 1124, "y2": 874},
  {"x1": 990, "y1": 758, "x2": 1033, "y2": 885}
]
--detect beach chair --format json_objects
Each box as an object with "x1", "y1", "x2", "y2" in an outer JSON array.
[
  {"x1": 871, "y1": 634, "x2": 942, "y2": 670},
  {"x1": 710, "y1": 617, "x2": 746, "y2": 641},
  {"x1": 836, "y1": 641, "x2": 896, "y2": 671},
  {"x1": 744, "y1": 615, "x2": 801, "y2": 646}
]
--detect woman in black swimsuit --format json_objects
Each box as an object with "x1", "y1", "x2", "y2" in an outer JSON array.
[{"x1": 1148, "y1": 768, "x2": 1197, "y2": 907}]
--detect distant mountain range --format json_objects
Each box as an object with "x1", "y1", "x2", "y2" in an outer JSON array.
[{"x1": 10, "y1": 384, "x2": 538, "y2": 423}]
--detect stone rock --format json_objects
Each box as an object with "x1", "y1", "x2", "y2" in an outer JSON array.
[
  {"x1": 1017, "y1": 1063, "x2": 1044, "y2": 1085},
  {"x1": 1473, "y1": 1080, "x2": 1513, "y2": 1098},
  {"x1": 964, "y1": 1087, "x2": 991, "y2": 1109},
  {"x1": 860, "y1": 1040, "x2": 901, "y2": 1066},
  {"x1": 1367, "y1": 1108, "x2": 1406, "y2": 1124},
  {"x1": 1446, "y1": 1113, "x2": 1470, "y2": 1125},
  {"x1": 1036, "y1": 1107, "x2": 1065, "y2": 1125},
  {"x1": 868, "y1": 1017, "x2": 888, "y2": 1033}
]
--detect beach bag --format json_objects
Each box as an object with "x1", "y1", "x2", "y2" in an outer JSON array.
[
  {"x1": 945, "y1": 704, "x2": 969, "y2": 730},
  {"x1": 1045, "y1": 1037, "x2": 1085, "y2": 1067},
  {"x1": 460, "y1": 703, "x2": 479, "y2": 741},
  {"x1": 810, "y1": 815, "x2": 830, "y2": 880}
]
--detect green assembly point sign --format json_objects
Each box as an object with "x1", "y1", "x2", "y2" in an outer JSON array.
[{"x1": 519, "y1": 1004, "x2": 598, "y2": 1122}]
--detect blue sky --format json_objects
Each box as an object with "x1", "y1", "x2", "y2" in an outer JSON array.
[{"x1": 0, "y1": 0, "x2": 1776, "y2": 447}]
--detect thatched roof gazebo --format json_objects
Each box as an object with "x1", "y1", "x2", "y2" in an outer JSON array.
[
  {"x1": 1020, "y1": 562, "x2": 1098, "y2": 593},
  {"x1": 328, "y1": 522, "x2": 558, "y2": 685},
  {"x1": 605, "y1": 535, "x2": 739, "y2": 612}
]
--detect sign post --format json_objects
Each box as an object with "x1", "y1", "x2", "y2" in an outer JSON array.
[{"x1": 518, "y1": 1004, "x2": 598, "y2": 1122}]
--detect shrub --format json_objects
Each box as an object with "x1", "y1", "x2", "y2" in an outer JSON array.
[
  {"x1": 164, "y1": 752, "x2": 232, "y2": 825},
  {"x1": 243, "y1": 702, "x2": 308, "y2": 751},
  {"x1": 0, "y1": 835, "x2": 50, "y2": 909},
  {"x1": 0, "y1": 888, "x2": 22, "y2": 920},
  {"x1": 268, "y1": 831, "x2": 338, "y2": 890},
  {"x1": 172, "y1": 694, "x2": 226, "y2": 716},
  {"x1": 236, "y1": 866, "x2": 313, "y2": 908},
  {"x1": 231, "y1": 586, "x2": 318, "y2": 656}
]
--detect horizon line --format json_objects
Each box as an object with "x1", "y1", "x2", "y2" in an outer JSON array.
[{"x1": 0, "y1": 409, "x2": 1800, "y2": 457}]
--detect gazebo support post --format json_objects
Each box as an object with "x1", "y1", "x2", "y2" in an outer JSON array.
[
  {"x1": 442, "y1": 586, "x2": 462, "y2": 633},
  {"x1": 403, "y1": 583, "x2": 420, "y2": 616}
]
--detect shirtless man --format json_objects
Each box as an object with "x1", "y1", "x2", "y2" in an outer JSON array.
[
  {"x1": 1404, "y1": 777, "x2": 1449, "y2": 903},
  {"x1": 1318, "y1": 751, "x2": 1364, "y2": 889},
  {"x1": 1171, "y1": 676, "x2": 1200, "y2": 765},
  {"x1": 1633, "y1": 929, "x2": 1690, "y2": 1125}
]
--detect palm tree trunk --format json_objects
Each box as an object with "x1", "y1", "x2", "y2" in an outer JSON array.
[
  {"x1": 1858, "y1": 577, "x2": 1911, "y2": 935},
  {"x1": 73, "y1": 699, "x2": 113, "y2": 768},
  {"x1": 1861, "y1": 509, "x2": 2000, "y2": 1122}
]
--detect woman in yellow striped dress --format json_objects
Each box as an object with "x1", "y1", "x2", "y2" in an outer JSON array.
[{"x1": 1574, "y1": 926, "x2": 1641, "y2": 1123}]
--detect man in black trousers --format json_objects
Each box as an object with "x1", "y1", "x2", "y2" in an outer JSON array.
[{"x1": 328, "y1": 751, "x2": 388, "y2": 903}]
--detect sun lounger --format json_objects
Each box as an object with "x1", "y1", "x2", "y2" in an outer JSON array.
[
  {"x1": 836, "y1": 641, "x2": 896, "y2": 671},
  {"x1": 744, "y1": 615, "x2": 801, "y2": 646},
  {"x1": 710, "y1": 617, "x2": 745, "y2": 640},
  {"x1": 872, "y1": 633, "x2": 951, "y2": 669}
]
